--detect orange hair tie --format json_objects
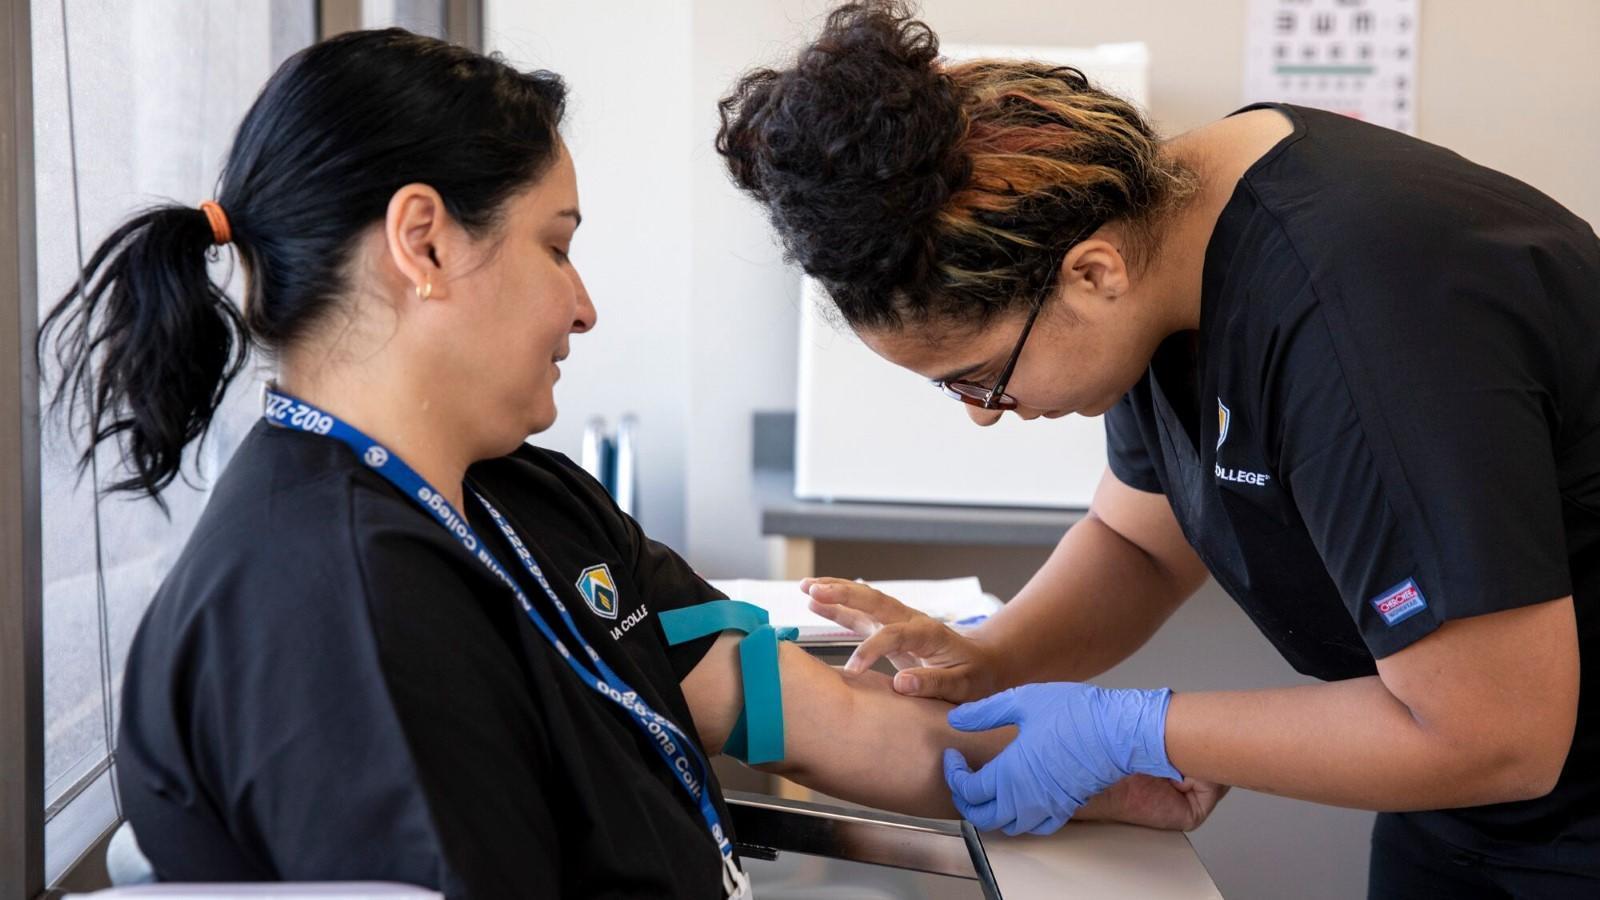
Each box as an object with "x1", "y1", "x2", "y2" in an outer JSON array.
[{"x1": 199, "y1": 200, "x2": 232, "y2": 246}]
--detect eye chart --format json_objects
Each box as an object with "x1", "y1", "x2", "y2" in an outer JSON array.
[{"x1": 1243, "y1": 0, "x2": 1419, "y2": 134}]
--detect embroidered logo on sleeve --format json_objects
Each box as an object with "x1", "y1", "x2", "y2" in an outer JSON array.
[
  {"x1": 1370, "y1": 578, "x2": 1428, "y2": 627},
  {"x1": 1213, "y1": 398, "x2": 1272, "y2": 486},
  {"x1": 575, "y1": 563, "x2": 620, "y2": 620}
]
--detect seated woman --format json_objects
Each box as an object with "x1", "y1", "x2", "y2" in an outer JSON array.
[{"x1": 42, "y1": 29, "x2": 1194, "y2": 899}]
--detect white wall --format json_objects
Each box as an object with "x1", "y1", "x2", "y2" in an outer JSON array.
[
  {"x1": 486, "y1": 1, "x2": 695, "y2": 550},
  {"x1": 488, "y1": 0, "x2": 823, "y2": 572},
  {"x1": 684, "y1": 1, "x2": 823, "y2": 578}
]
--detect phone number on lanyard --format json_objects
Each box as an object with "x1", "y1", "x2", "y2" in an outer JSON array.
[{"x1": 263, "y1": 395, "x2": 335, "y2": 435}]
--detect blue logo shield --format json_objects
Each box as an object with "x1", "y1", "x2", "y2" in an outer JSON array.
[{"x1": 575, "y1": 564, "x2": 620, "y2": 620}]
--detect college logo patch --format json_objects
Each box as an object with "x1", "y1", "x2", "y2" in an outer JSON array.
[
  {"x1": 1370, "y1": 578, "x2": 1428, "y2": 627},
  {"x1": 575, "y1": 564, "x2": 620, "y2": 620},
  {"x1": 1216, "y1": 400, "x2": 1231, "y2": 450}
]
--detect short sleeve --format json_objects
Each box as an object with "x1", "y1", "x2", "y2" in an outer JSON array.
[
  {"x1": 1105, "y1": 384, "x2": 1164, "y2": 494},
  {"x1": 544, "y1": 453, "x2": 729, "y2": 679},
  {"x1": 1274, "y1": 304, "x2": 1572, "y2": 659},
  {"x1": 610, "y1": 505, "x2": 728, "y2": 679}
]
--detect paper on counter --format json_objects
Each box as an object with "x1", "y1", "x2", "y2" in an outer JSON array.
[{"x1": 707, "y1": 576, "x2": 1001, "y2": 643}]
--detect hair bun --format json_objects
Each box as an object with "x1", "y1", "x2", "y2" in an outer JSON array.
[{"x1": 717, "y1": 2, "x2": 968, "y2": 307}]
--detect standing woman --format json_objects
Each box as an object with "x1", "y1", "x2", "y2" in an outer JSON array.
[{"x1": 718, "y1": 3, "x2": 1600, "y2": 895}]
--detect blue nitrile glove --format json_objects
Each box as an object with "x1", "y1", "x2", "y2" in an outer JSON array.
[{"x1": 943, "y1": 682, "x2": 1181, "y2": 836}]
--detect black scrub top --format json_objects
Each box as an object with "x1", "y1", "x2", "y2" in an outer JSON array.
[
  {"x1": 1106, "y1": 104, "x2": 1600, "y2": 869},
  {"x1": 117, "y1": 420, "x2": 736, "y2": 898}
]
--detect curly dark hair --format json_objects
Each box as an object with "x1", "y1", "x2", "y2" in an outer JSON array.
[{"x1": 716, "y1": 1, "x2": 1194, "y2": 331}]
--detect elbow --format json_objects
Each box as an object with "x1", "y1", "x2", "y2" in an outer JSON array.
[
  {"x1": 1498, "y1": 746, "x2": 1567, "y2": 803},
  {"x1": 1470, "y1": 732, "x2": 1571, "y2": 804},
  {"x1": 1486, "y1": 763, "x2": 1560, "y2": 805},
  {"x1": 754, "y1": 755, "x2": 805, "y2": 780},
  {"x1": 1496, "y1": 700, "x2": 1577, "y2": 802}
]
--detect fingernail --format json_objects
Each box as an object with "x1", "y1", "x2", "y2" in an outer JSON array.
[
  {"x1": 896, "y1": 673, "x2": 920, "y2": 694},
  {"x1": 843, "y1": 660, "x2": 862, "y2": 675}
]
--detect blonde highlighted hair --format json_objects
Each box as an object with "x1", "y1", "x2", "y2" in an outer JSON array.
[{"x1": 718, "y1": 1, "x2": 1195, "y2": 329}]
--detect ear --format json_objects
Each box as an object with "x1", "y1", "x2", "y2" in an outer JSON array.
[
  {"x1": 384, "y1": 183, "x2": 451, "y2": 301},
  {"x1": 1057, "y1": 230, "x2": 1131, "y2": 317}
]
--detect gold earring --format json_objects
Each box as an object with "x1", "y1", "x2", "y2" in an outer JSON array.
[{"x1": 415, "y1": 278, "x2": 432, "y2": 300}]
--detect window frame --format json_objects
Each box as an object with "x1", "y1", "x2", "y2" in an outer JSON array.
[
  {"x1": 1, "y1": 0, "x2": 45, "y2": 896},
  {"x1": 320, "y1": 0, "x2": 482, "y2": 49}
]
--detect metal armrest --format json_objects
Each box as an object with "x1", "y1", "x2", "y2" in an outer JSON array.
[{"x1": 723, "y1": 791, "x2": 999, "y2": 898}]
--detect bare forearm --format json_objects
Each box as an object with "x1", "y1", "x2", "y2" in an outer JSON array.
[
  {"x1": 978, "y1": 514, "x2": 1199, "y2": 686},
  {"x1": 1167, "y1": 677, "x2": 1553, "y2": 810},
  {"x1": 766, "y1": 644, "x2": 1013, "y2": 819},
  {"x1": 683, "y1": 635, "x2": 1010, "y2": 819}
]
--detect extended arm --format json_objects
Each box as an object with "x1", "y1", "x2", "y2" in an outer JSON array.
[
  {"x1": 681, "y1": 635, "x2": 1011, "y2": 819},
  {"x1": 681, "y1": 634, "x2": 1212, "y2": 826}
]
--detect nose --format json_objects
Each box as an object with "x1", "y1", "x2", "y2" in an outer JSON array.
[
  {"x1": 570, "y1": 267, "x2": 596, "y2": 334},
  {"x1": 965, "y1": 404, "x2": 1004, "y2": 427}
]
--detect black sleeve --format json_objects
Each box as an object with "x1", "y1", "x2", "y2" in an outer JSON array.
[
  {"x1": 548, "y1": 453, "x2": 730, "y2": 679},
  {"x1": 627, "y1": 515, "x2": 731, "y2": 679},
  {"x1": 1273, "y1": 303, "x2": 1572, "y2": 659},
  {"x1": 1105, "y1": 383, "x2": 1164, "y2": 493}
]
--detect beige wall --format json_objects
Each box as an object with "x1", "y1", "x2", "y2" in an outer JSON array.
[
  {"x1": 922, "y1": 0, "x2": 1600, "y2": 225},
  {"x1": 1417, "y1": 0, "x2": 1600, "y2": 226}
]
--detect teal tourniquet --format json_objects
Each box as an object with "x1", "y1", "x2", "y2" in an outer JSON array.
[{"x1": 659, "y1": 600, "x2": 798, "y2": 765}]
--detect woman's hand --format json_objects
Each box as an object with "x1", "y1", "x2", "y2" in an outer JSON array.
[
  {"x1": 1076, "y1": 774, "x2": 1230, "y2": 832},
  {"x1": 802, "y1": 577, "x2": 1005, "y2": 702}
]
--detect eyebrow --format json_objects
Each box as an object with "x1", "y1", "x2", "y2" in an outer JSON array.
[
  {"x1": 557, "y1": 208, "x2": 583, "y2": 228},
  {"x1": 928, "y1": 360, "x2": 987, "y2": 385}
]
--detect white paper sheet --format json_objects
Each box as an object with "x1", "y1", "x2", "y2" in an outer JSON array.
[{"x1": 708, "y1": 577, "x2": 1002, "y2": 643}]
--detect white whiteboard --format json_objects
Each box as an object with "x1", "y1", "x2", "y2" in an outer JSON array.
[{"x1": 795, "y1": 282, "x2": 1108, "y2": 508}]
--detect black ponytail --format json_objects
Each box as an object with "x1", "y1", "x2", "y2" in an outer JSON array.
[
  {"x1": 37, "y1": 29, "x2": 567, "y2": 501},
  {"x1": 38, "y1": 205, "x2": 248, "y2": 501}
]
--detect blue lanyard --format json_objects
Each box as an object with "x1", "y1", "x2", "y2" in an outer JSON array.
[{"x1": 261, "y1": 388, "x2": 749, "y2": 898}]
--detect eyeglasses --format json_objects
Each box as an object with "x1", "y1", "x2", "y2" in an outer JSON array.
[{"x1": 936, "y1": 300, "x2": 1042, "y2": 411}]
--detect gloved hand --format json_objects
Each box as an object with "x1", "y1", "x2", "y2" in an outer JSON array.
[{"x1": 943, "y1": 682, "x2": 1181, "y2": 836}]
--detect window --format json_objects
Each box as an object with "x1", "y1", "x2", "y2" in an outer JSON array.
[
  {"x1": 15, "y1": 1, "x2": 477, "y2": 889},
  {"x1": 31, "y1": 0, "x2": 316, "y2": 882}
]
